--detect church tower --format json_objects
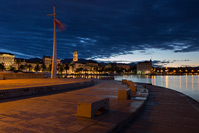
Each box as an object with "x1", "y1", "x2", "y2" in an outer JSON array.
[{"x1": 73, "y1": 49, "x2": 78, "y2": 62}]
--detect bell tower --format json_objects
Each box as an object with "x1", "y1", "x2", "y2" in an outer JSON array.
[{"x1": 73, "y1": 49, "x2": 78, "y2": 62}]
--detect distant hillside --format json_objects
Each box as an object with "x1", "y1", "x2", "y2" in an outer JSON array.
[
  {"x1": 26, "y1": 58, "x2": 42, "y2": 63},
  {"x1": 62, "y1": 58, "x2": 98, "y2": 64}
]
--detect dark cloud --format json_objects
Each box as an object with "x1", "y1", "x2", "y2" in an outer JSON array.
[
  {"x1": 152, "y1": 59, "x2": 191, "y2": 67},
  {"x1": 0, "y1": 0, "x2": 199, "y2": 59}
]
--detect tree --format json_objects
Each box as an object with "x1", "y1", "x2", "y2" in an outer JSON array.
[
  {"x1": 0, "y1": 63, "x2": 5, "y2": 71},
  {"x1": 34, "y1": 64, "x2": 40, "y2": 72},
  {"x1": 75, "y1": 67, "x2": 83, "y2": 73},
  {"x1": 64, "y1": 64, "x2": 69, "y2": 71},
  {"x1": 28, "y1": 64, "x2": 32, "y2": 71},
  {"x1": 19, "y1": 65, "x2": 24, "y2": 71},
  {"x1": 57, "y1": 63, "x2": 64, "y2": 74},
  {"x1": 84, "y1": 68, "x2": 88, "y2": 74},
  {"x1": 8, "y1": 65, "x2": 16, "y2": 71},
  {"x1": 41, "y1": 63, "x2": 46, "y2": 72},
  {"x1": 47, "y1": 64, "x2": 52, "y2": 72},
  {"x1": 16, "y1": 59, "x2": 21, "y2": 70},
  {"x1": 24, "y1": 63, "x2": 28, "y2": 72}
]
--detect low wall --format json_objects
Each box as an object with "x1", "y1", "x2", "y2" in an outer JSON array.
[
  {"x1": 0, "y1": 73, "x2": 45, "y2": 80},
  {"x1": 0, "y1": 80, "x2": 96, "y2": 99}
]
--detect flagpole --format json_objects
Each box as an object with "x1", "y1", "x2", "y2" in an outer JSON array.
[{"x1": 48, "y1": 5, "x2": 57, "y2": 78}]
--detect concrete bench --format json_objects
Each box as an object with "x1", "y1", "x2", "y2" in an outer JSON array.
[
  {"x1": 126, "y1": 80, "x2": 136, "y2": 86},
  {"x1": 77, "y1": 98, "x2": 109, "y2": 118},
  {"x1": 129, "y1": 84, "x2": 137, "y2": 94},
  {"x1": 127, "y1": 81, "x2": 136, "y2": 86},
  {"x1": 118, "y1": 89, "x2": 131, "y2": 100},
  {"x1": 126, "y1": 80, "x2": 132, "y2": 86},
  {"x1": 121, "y1": 79, "x2": 127, "y2": 84}
]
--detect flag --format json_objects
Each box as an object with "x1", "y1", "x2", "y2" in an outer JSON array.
[{"x1": 54, "y1": 19, "x2": 66, "y2": 31}]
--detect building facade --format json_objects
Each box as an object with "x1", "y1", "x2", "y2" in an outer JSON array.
[
  {"x1": 43, "y1": 56, "x2": 61, "y2": 68},
  {"x1": 116, "y1": 64, "x2": 130, "y2": 71},
  {"x1": 0, "y1": 52, "x2": 15, "y2": 69},
  {"x1": 137, "y1": 60, "x2": 152, "y2": 74}
]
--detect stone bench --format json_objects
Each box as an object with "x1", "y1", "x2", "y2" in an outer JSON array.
[
  {"x1": 77, "y1": 98, "x2": 109, "y2": 118},
  {"x1": 121, "y1": 79, "x2": 127, "y2": 84},
  {"x1": 126, "y1": 80, "x2": 132, "y2": 86},
  {"x1": 118, "y1": 89, "x2": 131, "y2": 100},
  {"x1": 129, "y1": 84, "x2": 137, "y2": 94},
  {"x1": 126, "y1": 80, "x2": 136, "y2": 86},
  {"x1": 127, "y1": 81, "x2": 136, "y2": 86}
]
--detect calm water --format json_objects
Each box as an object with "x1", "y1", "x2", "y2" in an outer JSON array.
[{"x1": 115, "y1": 75, "x2": 199, "y2": 102}]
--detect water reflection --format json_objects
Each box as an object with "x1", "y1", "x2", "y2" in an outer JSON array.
[
  {"x1": 58, "y1": 74, "x2": 102, "y2": 79},
  {"x1": 165, "y1": 76, "x2": 168, "y2": 88},
  {"x1": 186, "y1": 75, "x2": 187, "y2": 89},
  {"x1": 192, "y1": 75, "x2": 194, "y2": 90},
  {"x1": 180, "y1": 76, "x2": 181, "y2": 89},
  {"x1": 198, "y1": 75, "x2": 199, "y2": 90},
  {"x1": 115, "y1": 75, "x2": 199, "y2": 102}
]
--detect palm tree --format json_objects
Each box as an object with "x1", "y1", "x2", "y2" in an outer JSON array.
[
  {"x1": 16, "y1": 59, "x2": 21, "y2": 70},
  {"x1": 47, "y1": 64, "x2": 52, "y2": 72},
  {"x1": 19, "y1": 65, "x2": 24, "y2": 71},
  {"x1": 57, "y1": 63, "x2": 64, "y2": 74},
  {"x1": 84, "y1": 68, "x2": 88, "y2": 74},
  {"x1": 24, "y1": 63, "x2": 28, "y2": 72},
  {"x1": 0, "y1": 63, "x2": 5, "y2": 71},
  {"x1": 8, "y1": 65, "x2": 15, "y2": 71},
  {"x1": 64, "y1": 64, "x2": 69, "y2": 73},
  {"x1": 41, "y1": 63, "x2": 46, "y2": 72},
  {"x1": 34, "y1": 64, "x2": 40, "y2": 72},
  {"x1": 76, "y1": 67, "x2": 83, "y2": 73},
  {"x1": 28, "y1": 64, "x2": 32, "y2": 71}
]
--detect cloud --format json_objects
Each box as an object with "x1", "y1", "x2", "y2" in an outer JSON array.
[
  {"x1": 152, "y1": 59, "x2": 191, "y2": 67},
  {"x1": 0, "y1": 0, "x2": 199, "y2": 59}
]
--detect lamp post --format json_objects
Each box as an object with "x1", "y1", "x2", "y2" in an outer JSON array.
[{"x1": 48, "y1": 5, "x2": 57, "y2": 78}]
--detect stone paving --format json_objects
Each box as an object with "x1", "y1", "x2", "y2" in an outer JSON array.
[
  {"x1": 0, "y1": 80, "x2": 148, "y2": 132},
  {"x1": 121, "y1": 84, "x2": 199, "y2": 133}
]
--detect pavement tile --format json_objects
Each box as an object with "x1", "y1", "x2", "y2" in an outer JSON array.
[
  {"x1": 67, "y1": 124, "x2": 86, "y2": 132},
  {"x1": 0, "y1": 80, "x2": 148, "y2": 132}
]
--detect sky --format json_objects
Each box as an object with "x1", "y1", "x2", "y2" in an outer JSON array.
[{"x1": 0, "y1": 0, "x2": 199, "y2": 67}]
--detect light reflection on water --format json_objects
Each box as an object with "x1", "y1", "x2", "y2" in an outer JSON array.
[{"x1": 114, "y1": 75, "x2": 199, "y2": 102}]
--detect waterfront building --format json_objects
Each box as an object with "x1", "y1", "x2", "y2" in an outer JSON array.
[
  {"x1": 137, "y1": 60, "x2": 152, "y2": 74},
  {"x1": 14, "y1": 58, "x2": 26, "y2": 70},
  {"x1": 86, "y1": 62, "x2": 98, "y2": 67},
  {"x1": 0, "y1": 52, "x2": 15, "y2": 69},
  {"x1": 116, "y1": 64, "x2": 130, "y2": 71},
  {"x1": 73, "y1": 49, "x2": 78, "y2": 62},
  {"x1": 43, "y1": 56, "x2": 61, "y2": 68}
]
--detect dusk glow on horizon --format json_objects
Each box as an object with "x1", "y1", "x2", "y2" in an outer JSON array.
[{"x1": 0, "y1": 0, "x2": 199, "y2": 67}]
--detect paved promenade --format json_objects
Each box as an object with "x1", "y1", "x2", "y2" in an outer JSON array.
[
  {"x1": 121, "y1": 84, "x2": 199, "y2": 133},
  {"x1": 0, "y1": 80, "x2": 147, "y2": 132}
]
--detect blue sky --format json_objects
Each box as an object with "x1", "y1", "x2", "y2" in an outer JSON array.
[{"x1": 0, "y1": 0, "x2": 199, "y2": 67}]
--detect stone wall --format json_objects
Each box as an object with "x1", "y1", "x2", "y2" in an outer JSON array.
[
  {"x1": 0, "y1": 73, "x2": 46, "y2": 80},
  {"x1": 0, "y1": 80, "x2": 96, "y2": 99}
]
